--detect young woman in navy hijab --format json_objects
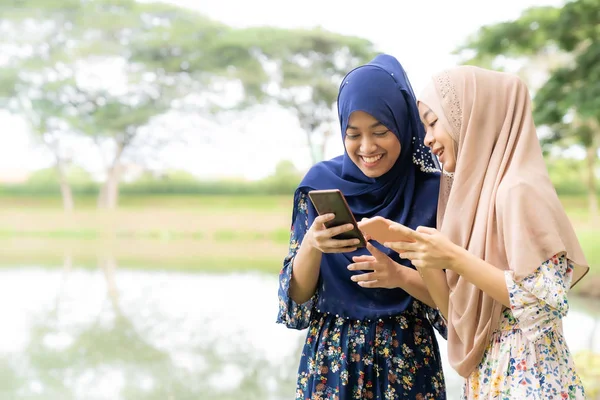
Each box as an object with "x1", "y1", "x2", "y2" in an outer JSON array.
[{"x1": 277, "y1": 54, "x2": 447, "y2": 399}]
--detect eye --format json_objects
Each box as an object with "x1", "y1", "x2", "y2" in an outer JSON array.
[
  {"x1": 345, "y1": 133, "x2": 359, "y2": 139},
  {"x1": 373, "y1": 130, "x2": 390, "y2": 136},
  {"x1": 428, "y1": 120, "x2": 437, "y2": 128}
]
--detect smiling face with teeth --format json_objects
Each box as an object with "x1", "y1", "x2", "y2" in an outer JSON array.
[{"x1": 344, "y1": 110, "x2": 401, "y2": 178}]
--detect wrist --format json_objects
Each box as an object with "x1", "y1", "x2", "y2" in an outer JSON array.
[
  {"x1": 303, "y1": 229, "x2": 315, "y2": 249},
  {"x1": 392, "y1": 261, "x2": 410, "y2": 288},
  {"x1": 448, "y1": 245, "x2": 468, "y2": 274},
  {"x1": 302, "y1": 231, "x2": 322, "y2": 255}
]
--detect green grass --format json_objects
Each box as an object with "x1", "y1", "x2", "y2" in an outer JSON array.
[
  {"x1": 0, "y1": 194, "x2": 293, "y2": 212},
  {"x1": 575, "y1": 228, "x2": 600, "y2": 297},
  {"x1": 559, "y1": 195, "x2": 594, "y2": 221},
  {"x1": 574, "y1": 351, "x2": 600, "y2": 398},
  {"x1": 0, "y1": 194, "x2": 596, "y2": 282},
  {"x1": 0, "y1": 228, "x2": 289, "y2": 244},
  {"x1": 578, "y1": 230, "x2": 600, "y2": 269}
]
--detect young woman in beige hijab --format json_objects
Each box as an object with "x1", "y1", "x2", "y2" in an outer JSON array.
[{"x1": 377, "y1": 65, "x2": 589, "y2": 398}]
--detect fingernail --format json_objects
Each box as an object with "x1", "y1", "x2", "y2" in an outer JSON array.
[
  {"x1": 353, "y1": 239, "x2": 360, "y2": 244},
  {"x1": 350, "y1": 276, "x2": 356, "y2": 281}
]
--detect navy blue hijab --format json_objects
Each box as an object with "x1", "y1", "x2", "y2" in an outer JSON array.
[{"x1": 294, "y1": 54, "x2": 440, "y2": 320}]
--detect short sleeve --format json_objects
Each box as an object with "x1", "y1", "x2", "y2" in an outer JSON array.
[
  {"x1": 504, "y1": 252, "x2": 572, "y2": 342},
  {"x1": 276, "y1": 191, "x2": 317, "y2": 330}
]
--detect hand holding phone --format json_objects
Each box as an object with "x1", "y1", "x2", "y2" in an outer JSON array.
[{"x1": 307, "y1": 189, "x2": 367, "y2": 251}]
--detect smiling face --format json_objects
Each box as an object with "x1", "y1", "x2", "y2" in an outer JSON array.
[
  {"x1": 418, "y1": 102, "x2": 457, "y2": 173},
  {"x1": 343, "y1": 110, "x2": 401, "y2": 178}
]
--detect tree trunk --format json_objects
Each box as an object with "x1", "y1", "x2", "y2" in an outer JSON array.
[
  {"x1": 55, "y1": 159, "x2": 74, "y2": 212},
  {"x1": 53, "y1": 251, "x2": 73, "y2": 312},
  {"x1": 99, "y1": 255, "x2": 120, "y2": 311},
  {"x1": 304, "y1": 130, "x2": 318, "y2": 164},
  {"x1": 97, "y1": 183, "x2": 107, "y2": 209},
  {"x1": 99, "y1": 167, "x2": 121, "y2": 209},
  {"x1": 97, "y1": 142, "x2": 124, "y2": 209},
  {"x1": 585, "y1": 144, "x2": 598, "y2": 221},
  {"x1": 319, "y1": 128, "x2": 332, "y2": 162}
]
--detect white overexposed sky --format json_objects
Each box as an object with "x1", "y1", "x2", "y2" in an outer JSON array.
[{"x1": 2, "y1": 0, "x2": 565, "y2": 181}]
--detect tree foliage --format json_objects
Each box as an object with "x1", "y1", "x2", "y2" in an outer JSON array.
[
  {"x1": 0, "y1": 0, "x2": 375, "y2": 208},
  {"x1": 455, "y1": 0, "x2": 600, "y2": 217}
]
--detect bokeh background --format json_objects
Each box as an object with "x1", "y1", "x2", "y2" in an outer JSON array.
[{"x1": 0, "y1": 0, "x2": 599, "y2": 399}]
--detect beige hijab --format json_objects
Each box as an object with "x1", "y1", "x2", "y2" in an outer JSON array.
[{"x1": 418, "y1": 66, "x2": 589, "y2": 378}]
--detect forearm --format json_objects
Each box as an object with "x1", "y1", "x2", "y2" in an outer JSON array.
[
  {"x1": 452, "y1": 248, "x2": 510, "y2": 308},
  {"x1": 395, "y1": 265, "x2": 437, "y2": 308},
  {"x1": 289, "y1": 239, "x2": 322, "y2": 304},
  {"x1": 418, "y1": 268, "x2": 449, "y2": 320}
]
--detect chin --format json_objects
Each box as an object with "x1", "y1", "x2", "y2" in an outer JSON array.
[
  {"x1": 361, "y1": 166, "x2": 390, "y2": 179},
  {"x1": 442, "y1": 164, "x2": 456, "y2": 173}
]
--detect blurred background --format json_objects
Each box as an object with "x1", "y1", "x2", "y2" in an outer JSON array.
[{"x1": 0, "y1": 0, "x2": 598, "y2": 399}]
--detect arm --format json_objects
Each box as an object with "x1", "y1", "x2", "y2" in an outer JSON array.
[
  {"x1": 384, "y1": 224, "x2": 509, "y2": 311},
  {"x1": 287, "y1": 192, "x2": 362, "y2": 305},
  {"x1": 394, "y1": 264, "x2": 438, "y2": 309},
  {"x1": 276, "y1": 193, "x2": 315, "y2": 329},
  {"x1": 416, "y1": 268, "x2": 450, "y2": 320},
  {"x1": 506, "y1": 252, "x2": 572, "y2": 341},
  {"x1": 290, "y1": 236, "x2": 322, "y2": 304},
  {"x1": 450, "y1": 246, "x2": 510, "y2": 308},
  {"x1": 402, "y1": 267, "x2": 448, "y2": 339}
]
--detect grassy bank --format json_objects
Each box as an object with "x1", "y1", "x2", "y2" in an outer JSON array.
[
  {"x1": 0, "y1": 195, "x2": 597, "y2": 283},
  {"x1": 0, "y1": 195, "x2": 292, "y2": 273}
]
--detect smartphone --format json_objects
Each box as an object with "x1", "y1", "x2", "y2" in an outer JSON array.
[
  {"x1": 358, "y1": 216, "x2": 416, "y2": 244},
  {"x1": 307, "y1": 189, "x2": 367, "y2": 248}
]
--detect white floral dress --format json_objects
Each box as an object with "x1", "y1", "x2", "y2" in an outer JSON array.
[{"x1": 462, "y1": 252, "x2": 586, "y2": 399}]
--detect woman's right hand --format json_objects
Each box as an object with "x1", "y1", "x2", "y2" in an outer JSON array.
[{"x1": 306, "y1": 213, "x2": 362, "y2": 253}]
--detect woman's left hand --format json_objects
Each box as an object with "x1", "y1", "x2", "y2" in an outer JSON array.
[
  {"x1": 347, "y1": 242, "x2": 401, "y2": 289},
  {"x1": 384, "y1": 225, "x2": 463, "y2": 270}
]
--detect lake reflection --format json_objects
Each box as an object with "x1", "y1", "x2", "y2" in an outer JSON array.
[{"x1": 0, "y1": 267, "x2": 598, "y2": 400}]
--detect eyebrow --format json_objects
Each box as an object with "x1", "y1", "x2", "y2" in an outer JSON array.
[{"x1": 347, "y1": 121, "x2": 384, "y2": 130}]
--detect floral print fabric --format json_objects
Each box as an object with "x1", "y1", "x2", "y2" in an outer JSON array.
[
  {"x1": 277, "y1": 192, "x2": 447, "y2": 399},
  {"x1": 462, "y1": 253, "x2": 586, "y2": 399}
]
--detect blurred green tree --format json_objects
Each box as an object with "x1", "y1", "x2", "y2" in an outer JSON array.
[
  {"x1": 455, "y1": 0, "x2": 600, "y2": 218},
  {"x1": 236, "y1": 27, "x2": 376, "y2": 163},
  {"x1": 0, "y1": 0, "x2": 375, "y2": 209},
  {"x1": 0, "y1": 0, "x2": 262, "y2": 209}
]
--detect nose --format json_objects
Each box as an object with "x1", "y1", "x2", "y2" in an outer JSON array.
[
  {"x1": 359, "y1": 135, "x2": 377, "y2": 153},
  {"x1": 424, "y1": 130, "x2": 435, "y2": 148}
]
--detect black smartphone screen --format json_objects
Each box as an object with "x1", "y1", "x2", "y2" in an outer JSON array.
[{"x1": 307, "y1": 189, "x2": 366, "y2": 247}]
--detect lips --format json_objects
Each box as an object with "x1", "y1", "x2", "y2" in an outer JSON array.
[{"x1": 361, "y1": 154, "x2": 383, "y2": 164}]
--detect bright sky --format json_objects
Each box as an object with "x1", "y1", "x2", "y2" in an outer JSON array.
[{"x1": 2, "y1": 0, "x2": 563, "y2": 181}]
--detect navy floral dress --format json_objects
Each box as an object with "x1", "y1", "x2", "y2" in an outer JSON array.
[{"x1": 277, "y1": 192, "x2": 447, "y2": 400}]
